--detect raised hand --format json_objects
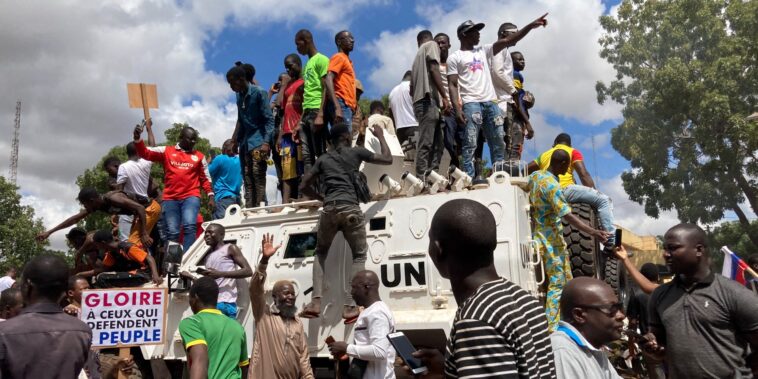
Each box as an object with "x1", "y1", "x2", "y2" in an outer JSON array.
[{"x1": 260, "y1": 233, "x2": 281, "y2": 260}]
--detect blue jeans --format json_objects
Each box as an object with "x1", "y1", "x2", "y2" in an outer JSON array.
[
  {"x1": 563, "y1": 185, "x2": 616, "y2": 244},
  {"x1": 213, "y1": 196, "x2": 240, "y2": 220},
  {"x1": 161, "y1": 196, "x2": 201, "y2": 253},
  {"x1": 462, "y1": 102, "x2": 506, "y2": 177},
  {"x1": 326, "y1": 98, "x2": 353, "y2": 134}
]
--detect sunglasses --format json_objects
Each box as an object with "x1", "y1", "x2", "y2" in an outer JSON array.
[{"x1": 577, "y1": 302, "x2": 623, "y2": 317}]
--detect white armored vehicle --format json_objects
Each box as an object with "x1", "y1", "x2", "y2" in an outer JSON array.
[{"x1": 142, "y1": 133, "x2": 625, "y2": 375}]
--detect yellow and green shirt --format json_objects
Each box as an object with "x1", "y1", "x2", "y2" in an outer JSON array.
[{"x1": 179, "y1": 309, "x2": 249, "y2": 379}]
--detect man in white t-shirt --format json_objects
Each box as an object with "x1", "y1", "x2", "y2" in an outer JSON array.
[
  {"x1": 116, "y1": 141, "x2": 156, "y2": 243},
  {"x1": 447, "y1": 16, "x2": 547, "y2": 177},
  {"x1": 0, "y1": 268, "x2": 16, "y2": 293},
  {"x1": 490, "y1": 21, "x2": 540, "y2": 161},
  {"x1": 328, "y1": 270, "x2": 396, "y2": 379},
  {"x1": 388, "y1": 71, "x2": 418, "y2": 148}
]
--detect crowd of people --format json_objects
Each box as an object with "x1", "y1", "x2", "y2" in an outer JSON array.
[{"x1": 1, "y1": 14, "x2": 757, "y2": 379}]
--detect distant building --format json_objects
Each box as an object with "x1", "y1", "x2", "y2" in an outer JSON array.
[{"x1": 614, "y1": 225, "x2": 664, "y2": 268}]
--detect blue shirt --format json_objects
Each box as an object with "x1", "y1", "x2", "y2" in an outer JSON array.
[
  {"x1": 208, "y1": 154, "x2": 242, "y2": 201},
  {"x1": 236, "y1": 84, "x2": 274, "y2": 151}
]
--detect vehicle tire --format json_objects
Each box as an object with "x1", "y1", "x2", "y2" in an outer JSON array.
[
  {"x1": 563, "y1": 202, "x2": 598, "y2": 277},
  {"x1": 562, "y1": 203, "x2": 628, "y2": 302}
]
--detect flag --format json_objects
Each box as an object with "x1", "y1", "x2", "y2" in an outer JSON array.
[{"x1": 721, "y1": 246, "x2": 750, "y2": 285}]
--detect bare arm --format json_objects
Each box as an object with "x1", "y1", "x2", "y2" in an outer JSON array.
[
  {"x1": 527, "y1": 161, "x2": 540, "y2": 174},
  {"x1": 428, "y1": 61, "x2": 450, "y2": 112},
  {"x1": 573, "y1": 161, "x2": 596, "y2": 188},
  {"x1": 614, "y1": 246, "x2": 658, "y2": 294},
  {"x1": 36, "y1": 209, "x2": 90, "y2": 241},
  {"x1": 298, "y1": 171, "x2": 323, "y2": 201},
  {"x1": 562, "y1": 213, "x2": 610, "y2": 243},
  {"x1": 145, "y1": 118, "x2": 157, "y2": 147},
  {"x1": 492, "y1": 13, "x2": 548, "y2": 55},
  {"x1": 206, "y1": 245, "x2": 253, "y2": 279},
  {"x1": 366, "y1": 127, "x2": 393, "y2": 165},
  {"x1": 187, "y1": 345, "x2": 209, "y2": 379},
  {"x1": 107, "y1": 193, "x2": 152, "y2": 247},
  {"x1": 448, "y1": 74, "x2": 465, "y2": 126},
  {"x1": 145, "y1": 255, "x2": 163, "y2": 285},
  {"x1": 250, "y1": 234, "x2": 280, "y2": 322},
  {"x1": 324, "y1": 71, "x2": 342, "y2": 120}
]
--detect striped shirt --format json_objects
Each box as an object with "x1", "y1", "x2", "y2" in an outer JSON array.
[{"x1": 444, "y1": 278, "x2": 556, "y2": 378}]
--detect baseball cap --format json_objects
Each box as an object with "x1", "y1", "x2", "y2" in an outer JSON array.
[
  {"x1": 355, "y1": 79, "x2": 364, "y2": 94},
  {"x1": 457, "y1": 20, "x2": 485, "y2": 36}
]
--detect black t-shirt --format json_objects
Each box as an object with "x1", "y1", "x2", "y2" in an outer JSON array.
[
  {"x1": 311, "y1": 146, "x2": 373, "y2": 204},
  {"x1": 626, "y1": 286, "x2": 651, "y2": 334}
]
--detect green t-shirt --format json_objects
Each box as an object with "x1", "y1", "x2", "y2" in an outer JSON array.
[
  {"x1": 179, "y1": 309, "x2": 249, "y2": 379},
  {"x1": 302, "y1": 52, "x2": 329, "y2": 110}
]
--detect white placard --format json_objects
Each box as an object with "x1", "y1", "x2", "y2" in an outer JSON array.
[{"x1": 81, "y1": 288, "x2": 168, "y2": 348}]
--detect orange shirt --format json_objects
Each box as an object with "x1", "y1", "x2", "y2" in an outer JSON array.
[{"x1": 328, "y1": 52, "x2": 356, "y2": 110}]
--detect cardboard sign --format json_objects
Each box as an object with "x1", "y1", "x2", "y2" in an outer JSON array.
[
  {"x1": 81, "y1": 288, "x2": 168, "y2": 348},
  {"x1": 126, "y1": 83, "x2": 159, "y2": 109}
]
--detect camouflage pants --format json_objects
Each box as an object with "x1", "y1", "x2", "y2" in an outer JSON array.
[{"x1": 242, "y1": 147, "x2": 268, "y2": 207}]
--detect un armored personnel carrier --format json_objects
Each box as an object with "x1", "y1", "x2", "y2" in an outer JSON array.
[{"x1": 141, "y1": 133, "x2": 625, "y2": 374}]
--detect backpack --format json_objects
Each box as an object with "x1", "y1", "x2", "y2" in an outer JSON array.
[{"x1": 330, "y1": 150, "x2": 371, "y2": 203}]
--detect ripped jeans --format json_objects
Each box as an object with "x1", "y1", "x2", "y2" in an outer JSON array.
[{"x1": 462, "y1": 101, "x2": 506, "y2": 177}]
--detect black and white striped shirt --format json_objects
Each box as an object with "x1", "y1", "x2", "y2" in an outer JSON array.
[{"x1": 444, "y1": 278, "x2": 556, "y2": 378}]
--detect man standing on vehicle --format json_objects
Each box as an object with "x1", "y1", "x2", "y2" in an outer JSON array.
[
  {"x1": 179, "y1": 277, "x2": 249, "y2": 379},
  {"x1": 641, "y1": 223, "x2": 758, "y2": 378},
  {"x1": 249, "y1": 234, "x2": 314, "y2": 379},
  {"x1": 295, "y1": 29, "x2": 330, "y2": 173},
  {"x1": 196, "y1": 223, "x2": 252, "y2": 319},
  {"x1": 323, "y1": 30, "x2": 357, "y2": 133},
  {"x1": 528, "y1": 133, "x2": 617, "y2": 247},
  {"x1": 299, "y1": 124, "x2": 393, "y2": 322},
  {"x1": 411, "y1": 30, "x2": 450, "y2": 179},
  {"x1": 208, "y1": 139, "x2": 242, "y2": 219},
  {"x1": 447, "y1": 15, "x2": 547, "y2": 177},
  {"x1": 228, "y1": 65, "x2": 274, "y2": 208},
  {"x1": 327, "y1": 270, "x2": 397, "y2": 379},
  {"x1": 529, "y1": 149, "x2": 610, "y2": 331},
  {"x1": 134, "y1": 123, "x2": 214, "y2": 252}
]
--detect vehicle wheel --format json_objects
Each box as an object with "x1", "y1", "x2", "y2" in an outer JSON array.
[
  {"x1": 563, "y1": 203, "x2": 628, "y2": 302},
  {"x1": 563, "y1": 203, "x2": 598, "y2": 277}
]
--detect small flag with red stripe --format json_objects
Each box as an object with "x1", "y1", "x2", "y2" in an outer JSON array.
[{"x1": 721, "y1": 246, "x2": 750, "y2": 285}]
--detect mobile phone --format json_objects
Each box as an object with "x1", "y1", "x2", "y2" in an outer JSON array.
[
  {"x1": 614, "y1": 229, "x2": 623, "y2": 248},
  {"x1": 195, "y1": 266, "x2": 209, "y2": 275},
  {"x1": 387, "y1": 332, "x2": 427, "y2": 375},
  {"x1": 624, "y1": 329, "x2": 645, "y2": 340}
]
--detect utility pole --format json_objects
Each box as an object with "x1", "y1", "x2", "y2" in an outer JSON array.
[{"x1": 8, "y1": 101, "x2": 20, "y2": 185}]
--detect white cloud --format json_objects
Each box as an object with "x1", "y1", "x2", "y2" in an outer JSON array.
[
  {"x1": 0, "y1": 0, "x2": 386, "y2": 252},
  {"x1": 364, "y1": 0, "x2": 622, "y2": 124},
  {"x1": 599, "y1": 175, "x2": 680, "y2": 237}
]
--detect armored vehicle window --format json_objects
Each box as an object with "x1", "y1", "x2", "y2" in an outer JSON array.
[
  {"x1": 284, "y1": 233, "x2": 317, "y2": 259},
  {"x1": 369, "y1": 217, "x2": 386, "y2": 231}
]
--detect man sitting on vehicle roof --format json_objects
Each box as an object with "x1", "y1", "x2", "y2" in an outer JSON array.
[
  {"x1": 528, "y1": 133, "x2": 617, "y2": 248},
  {"x1": 86, "y1": 230, "x2": 163, "y2": 288}
]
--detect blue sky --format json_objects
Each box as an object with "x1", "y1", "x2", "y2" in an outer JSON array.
[
  {"x1": 5, "y1": 0, "x2": 710, "y2": 251},
  {"x1": 201, "y1": 0, "x2": 627, "y2": 185}
]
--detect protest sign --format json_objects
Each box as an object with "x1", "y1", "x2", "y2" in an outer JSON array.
[{"x1": 81, "y1": 287, "x2": 168, "y2": 348}]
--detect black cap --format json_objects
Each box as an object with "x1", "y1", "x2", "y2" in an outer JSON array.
[{"x1": 457, "y1": 20, "x2": 485, "y2": 37}]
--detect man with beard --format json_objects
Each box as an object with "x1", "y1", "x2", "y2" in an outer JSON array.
[
  {"x1": 551, "y1": 277, "x2": 624, "y2": 379},
  {"x1": 249, "y1": 233, "x2": 314, "y2": 379},
  {"x1": 180, "y1": 277, "x2": 249, "y2": 379}
]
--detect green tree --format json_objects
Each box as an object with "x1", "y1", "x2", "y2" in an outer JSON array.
[
  {"x1": 0, "y1": 176, "x2": 54, "y2": 271},
  {"x1": 707, "y1": 220, "x2": 758, "y2": 270},
  {"x1": 597, "y1": 0, "x2": 758, "y2": 246},
  {"x1": 75, "y1": 123, "x2": 214, "y2": 232}
]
